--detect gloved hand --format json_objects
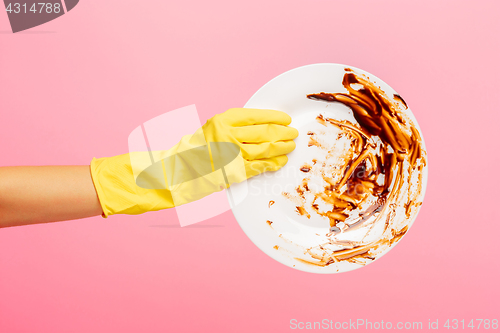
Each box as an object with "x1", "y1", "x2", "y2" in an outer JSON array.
[{"x1": 90, "y1": 108, "x2": 298, "y2": 217}]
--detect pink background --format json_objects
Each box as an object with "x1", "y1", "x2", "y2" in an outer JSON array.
[{"x1": 1, "y1": 0, "x2": 499, "y2": 332}]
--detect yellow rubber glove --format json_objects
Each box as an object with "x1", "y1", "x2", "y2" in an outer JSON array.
[{"x1": 90, "y1": 108, "x2": 298, "y2": 217}]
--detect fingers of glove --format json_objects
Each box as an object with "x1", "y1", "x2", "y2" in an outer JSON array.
[
  {"x1": 231, "y1": 124, "x2": 299, "y2": 143},
  {"x1": 241, "y1": 140, "x2": 296, "y2": 160},
  {"x1": 244, "y1": 155, "x2": 289, "y2": 179},
  {"x1": 225, "y1": 108, "x2": 292, "y2": 126}
]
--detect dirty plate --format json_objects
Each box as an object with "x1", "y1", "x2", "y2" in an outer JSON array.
[{"x1": 228, "y1": 63, "x2": 428, "y2": 273}]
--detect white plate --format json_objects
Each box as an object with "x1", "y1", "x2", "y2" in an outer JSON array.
[{"x1": 228, "y1": 63, "x2": 428, "y2": 273}]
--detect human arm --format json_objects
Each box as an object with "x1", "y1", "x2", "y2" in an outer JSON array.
[
  {"x1": 0, "y1": 165, "x2": 103, "y2": 228},
  {"x1": 0, "y1": 108, "x2": 298, "y2": 227}
]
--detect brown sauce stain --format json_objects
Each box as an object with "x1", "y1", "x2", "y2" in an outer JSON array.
[
  {"x1": 296, "y1": 206, "x2": 311, "y2": 219},
  {"x1": 300, "y1": 164, "x2": 312, "y2": 173},
  {"x1": 308, "y1": 136, "x2": 322, "y2": 148},
  {"x1": 283, "y1": 68, "x2": 426, "y2": 267},
  {"x1": 393, "y1": 94, "x2": 408, "y2": 109}
]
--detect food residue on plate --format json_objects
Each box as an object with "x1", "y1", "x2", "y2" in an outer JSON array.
[
  {"x1": 300, "y1": 164, "x2": 312, "y2": 173},
  {"x1": 276, "y1": 68, "x2": 427, "y2": 267},
  {"x1": 295, "y1": 206, "x2": 311, "y2": 219}
]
